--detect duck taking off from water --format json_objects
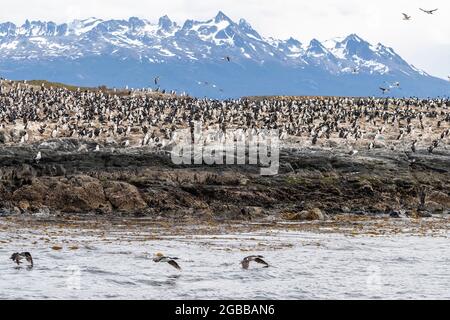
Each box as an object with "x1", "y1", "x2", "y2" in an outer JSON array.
[
  {"x1": 10, "y1": 252, "x2": 33, "y2": 267},
  {"x1": 153, "y1": 253, "x2": 181, "y2": 270},
  {"x1": 241, "y1": 255, "x2": 269, "y2": 269}
]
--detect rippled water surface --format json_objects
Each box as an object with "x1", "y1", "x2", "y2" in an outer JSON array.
[{"x1": 0, "y1": 216, "x2": 448, "y2": 299}]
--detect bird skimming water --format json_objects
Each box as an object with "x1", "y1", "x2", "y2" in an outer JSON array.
[
  {"x1": 241, "y1": 255, "x2": 269, "y2": 269},
  {"x1": 153, "y1": 253, "x2": 181, "y2": 270},
  {"x1": 10, "y1": 252, "x2": 34, "y2": 267}
]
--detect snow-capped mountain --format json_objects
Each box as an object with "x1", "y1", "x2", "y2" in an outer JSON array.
[{"x1": 0, "y1": 12, "x2": 448, "y2": 97}]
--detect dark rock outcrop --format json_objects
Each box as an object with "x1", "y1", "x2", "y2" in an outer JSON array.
[{"x1": 0, "y1": 139, "x2": 449, "y2": 219}]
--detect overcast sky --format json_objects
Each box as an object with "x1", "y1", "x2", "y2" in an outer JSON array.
[{"x1": 0, "y1": 0, "x2": 449, "y2": 79}]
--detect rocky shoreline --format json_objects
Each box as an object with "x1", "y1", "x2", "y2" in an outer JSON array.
[{"x1": 0, "y1": 139, "x2": 449, "y2": 221}]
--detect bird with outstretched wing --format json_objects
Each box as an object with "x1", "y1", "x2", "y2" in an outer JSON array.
[
  {"x1": 241, "y1": 255, "x2": 269, "y2": 269},
  {"x1": 419, "y1": 8, "x2": 438, "y2": 14}
]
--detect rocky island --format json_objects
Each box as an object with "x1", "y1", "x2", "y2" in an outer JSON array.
[{"x1": 0, "y1": 80, "x2": 449, "y2": 222}]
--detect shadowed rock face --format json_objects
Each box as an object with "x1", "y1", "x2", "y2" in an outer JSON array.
[{"x1": 0, "y1": 139, "x2": 449, "y2": 219}]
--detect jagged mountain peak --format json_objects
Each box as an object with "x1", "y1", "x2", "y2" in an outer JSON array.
[
  {"x1": 336, "y1": 34, "x2": 371, "y2": 51},
  {"x1": 158, "y1": 15, "x2": 173, "y2": 27},
  {"x1": 68, "y1": 17, "x2": 103, "y2": 35},
  {"x1": 158, "y1": 15, "x2": 177, "y2": 35},
  {"x1": 238, "y1": 18, "x2": 250, "y2": 27},
  {"x1": 181, "y1": 19, "x2": 195, "y2": 30},
  {"x1": 238, "y1": 18, "x2": 262, "y2": 40},
  {"x1": 215, "y1": 11, "x2": 233, "y2": 23},
  {"x1": 71, "y1": 17, "x2": 103, "y2": 27},
  {"x1": 307, "y1": 39, "x2": 329, "y2": 54},
  {"x1": 286, "y1": 37, "x2": 301, "y2": 45},
  {"x1": 128, "y1": 17, "x2": 148, "y2": 29},
  {"x1": 343, "y1": 33, "x2": 364, "y2": 42}
]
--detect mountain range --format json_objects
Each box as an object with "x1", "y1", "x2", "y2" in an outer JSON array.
[{"x1": 1, "y1": 12, "x2": 449, "y2": 98}]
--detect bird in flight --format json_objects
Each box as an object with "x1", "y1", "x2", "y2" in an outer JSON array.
[
  {"x1": 154, "y1": 76, "x2": 160, "y2": 86},
  {"x1": 223, "y1": 56, "x2": 231, "y2": 62},
  {"x1": 10, "y1": 252, "x2": 34, "y2": 267},
  {"x1": 379, "y1": 87, "x2": 390, "y2": 94},
  {"x1": 419, "y1": 8, "x2": 438, "y2": 15},
  {"x1": 388, "y1": 81, "x2": 401, "y2": 89},
  {"x1": 152, "y1": 253, "x2": 181, "y2": 270},
  {"x1": 241, "y1": 255, "x2": 269, "y2": 269},
  {"x1": 402, "y1": 13, "x2": 412, "y2": 20}
]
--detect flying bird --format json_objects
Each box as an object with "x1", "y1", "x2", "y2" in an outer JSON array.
[
  {"x1": 387, "y1": 81, "x2": 401, "y2": 89},
  {"x1": 379, "y1": 87, "x2": 390, "y2": 94},
  {"x1": 419, "y1": 8, "x2": 438, "y2": 15},
  {"x1": 402, "y1": 13, "x2": 412, "y2": 20},
  {"x1": 223, "y1": 56, "x2": 231, "y2": 62},
  {"x1": 153, "y1": 253, "x2": 181, "y2": 270},
  {"x1": 10, "y1": 252, "x2": 33, "y2": 267},
  {"x1": 241, "y1": 255, "x2": 269, "y2": 269},
  {"x1": 154, "y1": 76, "x2": 160, "y2": 86}
]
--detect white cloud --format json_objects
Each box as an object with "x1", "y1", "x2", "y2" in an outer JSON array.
[{"x1": 0, "y1": 0, "x2": 449, "y2": 79}]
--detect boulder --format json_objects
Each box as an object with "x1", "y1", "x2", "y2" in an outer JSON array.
[
  {"x1": 425, "y1": 201, "x2": 444, "y2": 213},
  {"x1": 427, "y1": 191, "x2": 450, "y2": 211},
  {"x1": 359, "y1": 184, "x2": 375, "y2": 196},
  {"x1": 47, "y1": 176, "x2": 109, "y2": 213},
  {"x1": 13, "y1": 175, "x2": 110, "y2": 213},
  {"x1": 283, "y1": 208, "x2": 326, "y2": 221},
  {"x1": 12, "y1": 178, "x2": 48, "y2": 204},
  {"x1": 34, "y1": 207, "x2": 51, "y2": 217},
  {"x1": 410, "y1": 210, "x2": 433, "y2": 218},
  {"x1": 389, "y1": 211, "x2": 401, "y2": 218},
  {"x1": 103, "y1": 181, "x2": 147, "y2": 212},
  {"x1": 0, "y1": 208, "x2": 13, "y2": 216},
  {"x1": 0, "y1": 131, "x2": 8, "y2": 144},
  {"x1": 18, "y1": 200, "x2": 30, "y2": 212},
  {"x1": 341, "y1": 206, "x2": 351, "y2": 213}
]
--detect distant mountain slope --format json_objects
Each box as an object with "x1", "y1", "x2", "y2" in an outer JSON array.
[{"x1": 0, "y1": 12, "x2": 449, "y2": 98}]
